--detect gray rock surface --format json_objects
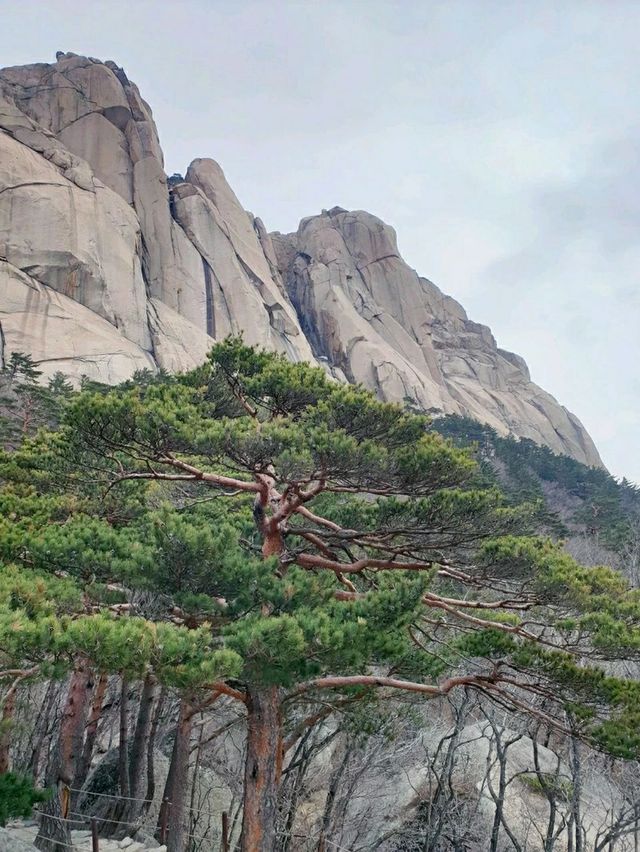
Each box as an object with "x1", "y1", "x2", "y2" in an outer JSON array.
[
  {"x1": 0, "y1": 827, "x2": 38, "y2": 852},
  {"x1": 274, "y1": 208, "x2": 602, "y2": 467},
  {"x1": 0, "y1": 52, "x2": 603, "y2": 466},
  {"x1": 0, "y1": 52, "x2": 313, "y2": 387},
  {"x1": 0, "y1": 261, "x2": 155, "y2": 384},
  {"x1": 2, "y1": 825, "x2": 167, "y2": 852}
]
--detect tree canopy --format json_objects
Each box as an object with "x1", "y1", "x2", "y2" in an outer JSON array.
[{"x1": 1, "y1": 340, "x2": 640, "y2": 850}]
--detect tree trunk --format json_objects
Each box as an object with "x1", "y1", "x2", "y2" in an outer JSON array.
[
  {"x1": 119, "y1": 674, "x2": 159, "y2": 827},
  {"x1": 118, "y1": 676, "x2": 131, "y2": 799},
  {"x1": 73, "y1": 671, "x2": 108, "y2": 798},
  {"x1": 570, "y1": 735, "x2": 584, "y2": 852},
  {"x1": 160, "y1": 698, "x2": 194, "y2": 852},
  {"x1": 279, "y1": 729, "x2": 314, "y2": 852},
  {"x1": 316, "y1": 745, "x2": 349, "y2": 852},
  {"x1": 36, "y1": 657, "x2": 92, "y2": 851},
  {"x1": 0, "y1": 684, "x2": 17, "y2": 773},
  {"x1": 240, "y1": 685, "x2": 282, "y2": 852},
  {"x1": 29, "y1": 680, "x2": 58, "y2": 783},
  {"x1": 486, "y1": 729, "x2": 523, "y2": 852},
  {"x1": 187, "y1": 718, "x2": 205, "y2": 849},
  {"x1": 145, "y1": 686, "x2": 166, "y2": 812},
  {"x1": 129, "y1": 675, "x2": 158, "y2": 798},
  {"x1": 103, "y1": 676, "x2": 132, "y2": 837}
]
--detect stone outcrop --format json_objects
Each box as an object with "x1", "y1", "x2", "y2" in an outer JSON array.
[
  {"x1": 0, "y1": 52, "x2": 313, "y2": 387},
  {"x1": 0, "y1": 52, "x2": 603, "y2": 467},
  {"x1": 0, "y1": 261, "x2": 155, "y2": 383},
  {"x1": 274, "y1": 208, "x2": 602, "y2": 466}
]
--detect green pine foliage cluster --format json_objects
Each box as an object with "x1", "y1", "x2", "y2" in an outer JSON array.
[
  {"x1": 1, "y1": 340, "x2": 640, "y2": 830},
  {"x1": 0, "y1": 772, "x2": 49, "y2": 826},
  {"x1": 0, "y1": 354, "x2": 73, "y2": 450},
  {"x1": 432, "y1": 414, "x2": 640, "y2": 551}
]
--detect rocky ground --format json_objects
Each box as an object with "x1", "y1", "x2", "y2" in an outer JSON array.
[{"x1": 0, "y1": 825, "x2": 166, "y2": 852}]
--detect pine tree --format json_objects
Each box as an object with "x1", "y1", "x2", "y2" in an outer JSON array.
[
  {"x1": 0, "y1": 772, "x2": 48, "y2": 826},
  {"x1": 0, "y1": 353, "x2": 73, "y2": 449},
  {"x1": 3, "y1": 339, "x2": 640, "y2": 850}
]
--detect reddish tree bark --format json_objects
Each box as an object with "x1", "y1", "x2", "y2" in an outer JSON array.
[
  {"x1": 36, "y1": 657, "x2": 92, "y2": 851},
  {"x1": 73, "y1": 671, "x2": 108, "y2": 795},
  {"x1": 240, "y1": 685, "x2": 283, "y2": 852}
]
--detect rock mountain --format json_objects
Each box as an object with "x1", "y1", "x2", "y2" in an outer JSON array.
[{"x1": 0, "y1": 52, "x2": 602, "y2": 467}]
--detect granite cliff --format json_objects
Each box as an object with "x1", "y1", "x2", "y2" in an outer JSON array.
[{"x1": 0, "y1": 52, "x2": 602, "y2": 467}]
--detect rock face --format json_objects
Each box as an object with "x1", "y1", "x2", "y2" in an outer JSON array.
[
  {"x1": 0, "y1": 52, "x2": 602, "y2": 467},
  {"x1": 0, "y1": 52, "x2": 313, "y2": 386},
  {"x1": 273, "y1": 208, "x2": 602, "y2": 466}
]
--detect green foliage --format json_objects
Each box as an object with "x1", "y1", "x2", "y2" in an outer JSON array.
[
  {"x1": 432, "y1": 414, "x2": 640, "y2": 550},
  {"x1": 0, "y1": 772, "x2": 49, "y2": 826},
  {"x1": 0, "y1": 353, "x2": 74, "y2": 449},
  {"x1": 209, "y1": 336, "x2": 333, "y2": 417},
  {"x1": 1, "y1": 340, "x2": 640, "y2": 763},
  {"x1": 224, "y1": 570, "x2": 425, "y2": 686},
  {"x1": 0, "y1": 564, "x2": 83, "y2": 616},
  {"x1": 0, "y1": 586, "x2": 243, "y2": 686},
  {"x1": 521, "y1": 772, "x2": 573, "y2": 802},
  {"x1": 60, "y1": 340, "x2": 476, "y2": 501}
]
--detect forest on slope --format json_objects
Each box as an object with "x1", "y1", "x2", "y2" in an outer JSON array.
[
  {"x1": 432, "y1": 415, "x2": 640, "y2": 563},
  {"x1": 0, "y1": 346, "x2": 639, "y2": 852}
]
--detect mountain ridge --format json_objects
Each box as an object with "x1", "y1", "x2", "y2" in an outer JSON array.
[{"x1": 0, "y1": 51, "x2": 603, "y2": 468}]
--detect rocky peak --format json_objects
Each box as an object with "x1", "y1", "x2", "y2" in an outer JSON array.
[
  {"x1": 273, "y1": 208, "x2": 602, "y2": 467},
  {"x1": 0, "y1": 52, "x2": 603, "y2": 467}
]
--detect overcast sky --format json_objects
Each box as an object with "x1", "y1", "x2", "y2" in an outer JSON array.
[{"x1": 2, "y1": 0, "x2": 638, "y2": 480}]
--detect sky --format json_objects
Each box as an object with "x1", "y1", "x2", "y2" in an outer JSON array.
[{"x1": 2, "y1": 0, "x2": 638, "y2": 480}]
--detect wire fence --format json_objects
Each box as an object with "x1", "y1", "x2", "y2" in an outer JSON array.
[
  {"x1": 31, "y1": 808, "x2": 213, "y2": 850},
  {"x1": 31, "y1": 787, "x2": 359, "y2": 852},
  {"x1": 66, "y1": 786, "x2": 220, "y2": 819},
  {"x1": 33, "y1": 796, "x2": 172, "y2": 851},
  {"x1": 68, "y1": 787, "x2": 152, "y2": 804}
]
